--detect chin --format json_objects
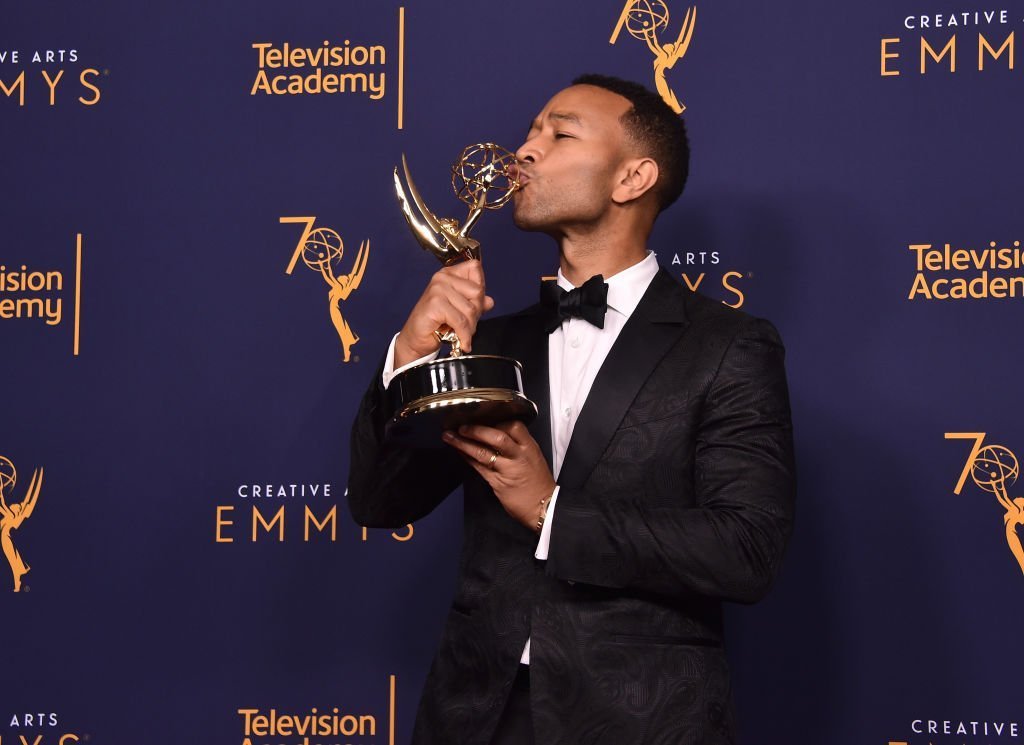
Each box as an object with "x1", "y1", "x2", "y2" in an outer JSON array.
[
  {"x1": 512, "y1": 214, "x2": 533, "y2": 231},
  {"x1": 512, "y1": 208, "x2": 540, "y2": 232},
  {"x1": 512, "y1": 203, "x2": 550, "y2": 233}
]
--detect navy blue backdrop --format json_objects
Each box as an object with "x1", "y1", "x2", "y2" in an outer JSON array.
[{"x1": 4, "y1": 1, "x2": 1023, "y2": 743}]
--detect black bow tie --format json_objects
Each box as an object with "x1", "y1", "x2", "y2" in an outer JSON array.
[{"x1": 539, "y1": 274, "x2": 609, "y2": 334}]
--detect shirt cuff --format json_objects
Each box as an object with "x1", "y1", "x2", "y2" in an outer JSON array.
[
  {"x1": 533, "y1": 486, "x2": 560, "y2": 560},
  {"x1": 382, "y1": 333, "x2": 439, "y2": 390}
]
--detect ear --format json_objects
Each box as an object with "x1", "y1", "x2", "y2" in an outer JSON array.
[{"x1": 611, "y1": 157, "x2": 659, "y2": 206}]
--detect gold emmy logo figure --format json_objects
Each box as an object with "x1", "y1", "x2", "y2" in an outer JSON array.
[
  {"x1": 948, "y1": 433, "x2": 1024, "y2": 577},
  {"x1": 969, "y1": 444, "x2": 1024, "y2": 576},
  {"x1": 282, "y1": 217, "x2": 370, "y2": 363},
  {"x1": 610, "y1": 0, "x2": 697, "y2": 114},
  {"x1": 0, "y1": 455, "x2": 43, "y2": 592}
]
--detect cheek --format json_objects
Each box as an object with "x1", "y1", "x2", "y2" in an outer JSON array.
[
  {"x1": 561, "y1": 164, "x2": 616, "y2": 207},
  {"x1": 576, "y1": 150, "x2": 620, "y2": 189},
  {"x1": 515, "y1": 158, "x2": 618, "y2": 224}
]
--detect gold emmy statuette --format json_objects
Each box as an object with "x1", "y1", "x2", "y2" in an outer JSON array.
[{"x1": 387, "y1": 143, "x2": 538, "y2": 446}]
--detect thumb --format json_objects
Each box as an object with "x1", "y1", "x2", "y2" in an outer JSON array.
[{"x1": 458, "y1": 258, "x2": 485, "y2": 284}]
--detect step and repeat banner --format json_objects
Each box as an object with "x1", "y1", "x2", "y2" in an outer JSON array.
[{"x1": 3, "y1": 1, "x2": 1022, "y2": 743}]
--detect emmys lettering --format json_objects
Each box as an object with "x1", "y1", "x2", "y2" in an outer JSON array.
[
  {"x1": 880, "y1": 10, "x2": 1017, "y2": 76},
  {"x1": 0, "y1": 455, "x2": 43, "y2": 593},
  {"x1": 610, "y1": 0, "x2": 696, "y2": 113},
  {"x1": 907, "y1": 241, "x2": 1024, "y2": 300},
  {"x1": 669, "y1": 252, "x2": 746, "y2": 308},
  {"x1": 0, "y1": 48, "x2": 102, "y2": 107},
  {"x1": 214, "y1": 482, "x2": 413, "y2": 544},
  {"x1": 281, "y1": 217, "x2": 370, "y2": 363},
  {"x1": 946, "y1": 433, "x2": 1024, "y2": 577},
  {"x1": 251, "y1": 40, "x2": 386, "y2": 99}
]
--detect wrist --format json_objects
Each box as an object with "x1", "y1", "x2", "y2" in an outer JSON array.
[
  {"x1": 534, "y1": 492, "x2": 552, "y2": 534},
  {"x1": 394, "y1": 332, "x2": 437, "y2": 369}
]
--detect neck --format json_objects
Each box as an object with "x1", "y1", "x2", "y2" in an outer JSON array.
[{"x1": 556, "y1": 221, "x2": 650, "y2": 286}]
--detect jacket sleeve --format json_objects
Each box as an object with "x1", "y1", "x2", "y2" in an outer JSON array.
[
  {"x1": 346, "y1": 363, "x2": 464, "y2": 528},
  {"x1": 544, "y1": 318, "x2": 796, "y2": 604}
]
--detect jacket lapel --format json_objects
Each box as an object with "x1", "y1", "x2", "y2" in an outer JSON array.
[
  {"x1": 556, "y1": 269, "x2": 690, "y2": 490},
  {"x1": 501, "y1": 306, "x2": 553, "y2": 468}
]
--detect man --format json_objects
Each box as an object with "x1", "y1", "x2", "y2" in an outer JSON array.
[{"x1": 348, "y1": 74, "x2": 795, "y2": 745}]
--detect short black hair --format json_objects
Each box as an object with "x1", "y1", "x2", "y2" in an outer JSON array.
[{"x1": 572, "y1": 73, "x2": 690, "y2": 213}]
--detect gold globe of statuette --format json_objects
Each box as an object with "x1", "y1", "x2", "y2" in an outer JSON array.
[
  {"x1": 971, "y1": 445, "x2": 1020, "y2": 493},
  {"x1": 451, "y1": 143, "x2": 520, "y2": 210},
  {"x1": 0, "y1": 456, "x2": 15, "y2": 493},
  {"x1": 626, "y1": 0, "x2": 671, "y2": 39},
  {"x1": 302, "y1": 227, "x2": 345, "y2": 273}
]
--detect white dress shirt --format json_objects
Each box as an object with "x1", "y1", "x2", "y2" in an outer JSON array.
[{"x1": 382, "y1": 251, "x2": 660, "y2": 664}]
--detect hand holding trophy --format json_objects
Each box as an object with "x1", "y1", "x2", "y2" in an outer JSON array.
[{"x1": 387, "y1": 144, "x2": 538, "y2": 446}]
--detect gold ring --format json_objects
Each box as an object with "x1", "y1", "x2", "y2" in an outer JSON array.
[{"x1": 487, "y1": 450, "x2": 499, "y2": 468}]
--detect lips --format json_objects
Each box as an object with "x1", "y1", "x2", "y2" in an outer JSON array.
[{"x1": 507, "y1": 162, "x2": 530, "y2": 188}]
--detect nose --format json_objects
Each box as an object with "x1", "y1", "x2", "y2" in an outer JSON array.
[{"x1": 515, "y1": 136, "x2": 538, "y2": 165}]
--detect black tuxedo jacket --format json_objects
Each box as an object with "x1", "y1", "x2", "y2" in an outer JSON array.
[{"x1": 348, "y1": 268, "x2": 796, "y2": 745}]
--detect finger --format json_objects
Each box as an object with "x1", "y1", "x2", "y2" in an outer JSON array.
[
  {"x1": 428, "y1": 281, "x2": 487, "y2": 333},
  {"x1": 401, "y1": 275, "x2": 477, "y2": 359},
  {"x1": 421, "y1": 295, "x2": 472, "y2": 340},
  {"x1": 457, "y1": 424, "x2": 516, "y2": 454},
  {"x1": 495, "y1": 420, "x2": 530, "y2": 446},
  {"x1": 442, "y1": 430, "x2": 502, "y2": 467},
  {"x1": 483, "y1": 295, "x2": 495, "y2": 312},
  {"x1": 454, "y1": 258, "x2": 486, "y2": 286},
  {"x1": 439, "y1": 299, "x2": 475, "y2": 350},
  {"x1": 437, "y1": 271, "x2": 485, "y2": 295},
  {"x1": 437, "y1": 273, "x2": 489, "y2": 313},
  {"x1": 440, "y1": 292, "x2": 479, "y2": 329}
]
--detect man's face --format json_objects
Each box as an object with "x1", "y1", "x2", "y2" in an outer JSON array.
[{"x1": 512, "y1": 85, "x2": 634, "y2": 234}]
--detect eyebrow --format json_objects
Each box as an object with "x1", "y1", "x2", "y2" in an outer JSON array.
[
  {"x1": 550, "y1": 111, "x2": 582, "y2": 125},
  {"x1": 527, "y1": 111, "x2": 584, "y2": 133}
]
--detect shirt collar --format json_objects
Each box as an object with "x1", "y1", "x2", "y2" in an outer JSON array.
[{"x1": 556, "y1": 251, "x2": 659, "y2": 319}]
